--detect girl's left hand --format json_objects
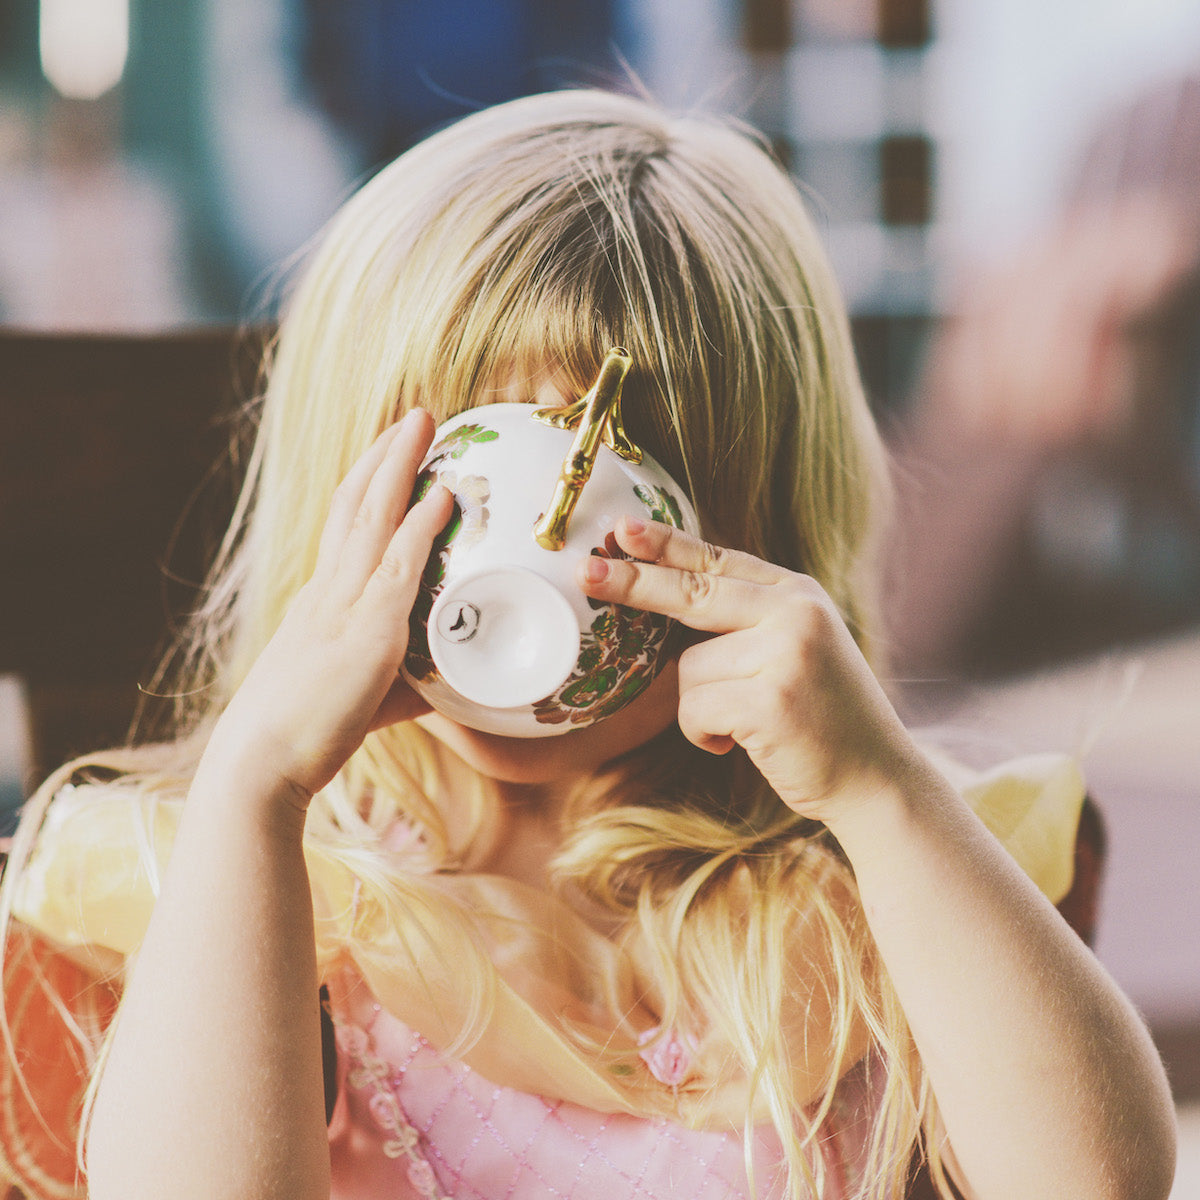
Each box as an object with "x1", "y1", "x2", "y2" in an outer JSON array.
[{"x1": 577, "y1": 517, "x2": 921, "y2": 824}]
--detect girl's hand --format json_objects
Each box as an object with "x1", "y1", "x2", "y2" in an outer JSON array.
[
  {"x1": 208, "y1": 410, "x2": 454, "y2": 807},
  {"x1": 578, "y1": 518, "x2": 920, "y2": 824}
]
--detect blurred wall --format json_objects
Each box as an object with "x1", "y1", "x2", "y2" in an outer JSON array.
[{"x1": 3, "y1": 0, "x2": 1198, "y2": 334}]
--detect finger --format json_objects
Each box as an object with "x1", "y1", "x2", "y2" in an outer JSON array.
[
  {"x1": 314, "y1": 422, "x2": 406, "y2": 579},
  {"x1": 370, "y1": 677, "x2": 434, "y2": 730},
  {"x1": 676, "y1": 677, "x2": 760, "y2": 755},
  {"x1": 580, "y1": 551, "x2": 777, "y2": 632},
  {"x1": 358, "y1": 482, "x2": 454, "y2": 623},
  {"x1": 612, "y1": 518, "x2": 786, "y2": 586},
  {"x1": 335, "y1": 409, "x2": 437, "y2": 597},
  {"x1": 676, "y1": 628, "x2": 764, "y2": 691}
]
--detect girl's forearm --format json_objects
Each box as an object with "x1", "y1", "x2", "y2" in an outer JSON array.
[
  {"x1": 86, "y1": 745, "x2": 330, "y2": 1200},
  {"x1": 85, "y1": 415, "x2": 447, "y2": 1199},
  {"x1": 827, "y1": 757, "x2": 1176, "y2": 1200}
]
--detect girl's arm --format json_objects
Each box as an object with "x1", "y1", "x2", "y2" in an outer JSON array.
[
  {"x1": 825, "y1": 753, "x2": 1174, "y2": 1200},
  {"x1": 86, "y1": 749, "x2": 329, "y2": 1200},
  {"x1": 86, "y1": 412, "x2": 453, "y2": 1200},
  {"x1": 581, "y1": 518, "x2": 1177, "y2": 1200}
]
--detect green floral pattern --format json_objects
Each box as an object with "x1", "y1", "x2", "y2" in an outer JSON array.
[
  {"x1": 403, "y1": 420, "x2": 499, "y2": 682},
  {"x1": 429, "y1": 423, "x2": 499, "y2": 462},
  {"x1": 532, "y1": 545, "x2": 671, "y2": 728},
  {"x1": 404, "y1": 468, "x2": 492, "y2": 683},
  {"x1": 633, "y1": 483, "x2": 685, "y2": 529}
]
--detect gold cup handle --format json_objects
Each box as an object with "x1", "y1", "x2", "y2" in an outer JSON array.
[{"x1": 531, "y1": 348, "x2": 641, "y2": 551}]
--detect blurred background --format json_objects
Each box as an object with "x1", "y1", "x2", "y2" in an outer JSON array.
[
  {"x1": 1, "y1": 0, "x2": 1199, "y2": 1190},
  {"x1": 2, "y1": 0, "x2": 1196, "y2": 337}
]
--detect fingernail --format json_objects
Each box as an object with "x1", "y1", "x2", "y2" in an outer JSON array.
[
  {"x1": 623, "y1": 516, "x2": 646, "y2": 536},
  {"x1": 584, "y1": 556, "x2": 610, "y2": 583}
]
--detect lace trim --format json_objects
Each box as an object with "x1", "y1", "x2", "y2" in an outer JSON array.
[{"x1": 334, "y1": 1006, "x2": 454, "y2": 1199}]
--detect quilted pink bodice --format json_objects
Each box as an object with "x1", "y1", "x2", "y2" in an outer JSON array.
[{"x1": 327, "y1": 996, "x2": 853, "y2": 1200}]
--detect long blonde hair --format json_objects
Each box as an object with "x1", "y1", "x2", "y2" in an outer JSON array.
[{"x1": 4, "y1": 90, "x2": 949, "y2": 1198}]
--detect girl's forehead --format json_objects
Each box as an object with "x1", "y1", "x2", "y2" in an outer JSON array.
[{"x1": 471, "y1": 362, "x2": 580, "y2": 410}]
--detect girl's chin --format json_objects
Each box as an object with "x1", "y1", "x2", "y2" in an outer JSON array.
[
  {"x1": 413, "y1": 713, "x2": 599, "y2": 783},
  {"x1": 414, "y1": 665, "x2": 681, "y2": 785}
]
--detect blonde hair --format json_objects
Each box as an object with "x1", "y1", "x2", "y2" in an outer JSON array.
[{"x1": 3, "y1": 90, "x2": 950, "y2": 1198}]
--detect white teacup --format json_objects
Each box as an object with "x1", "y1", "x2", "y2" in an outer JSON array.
[{"x1": 401, "y1": 351, "x2": 699, "y2": 737}]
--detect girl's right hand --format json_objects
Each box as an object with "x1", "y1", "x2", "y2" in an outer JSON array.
[{"x1": 205, "y1": 409, "x2": 454, "y2": 808}]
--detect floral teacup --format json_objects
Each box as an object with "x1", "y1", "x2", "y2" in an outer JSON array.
[{"x1": 401, "y1": 350, "x2": 699, "y2": 737}]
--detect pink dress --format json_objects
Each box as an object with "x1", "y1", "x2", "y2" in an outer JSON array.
[
  {"x1": 3, "y1": 759, "x2": 1084, "y2": 1200},
  {"x1": 327, "y1": 989, "x2": 857, "y2": 1200}
]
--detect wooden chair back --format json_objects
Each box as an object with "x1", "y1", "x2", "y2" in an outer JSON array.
[{"x1": 0, "y1": 328, "x2": 263, "y2": 788}]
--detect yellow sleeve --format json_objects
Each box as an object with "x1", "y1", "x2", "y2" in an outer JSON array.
[
  {"x1": 9, "y1": 783, "x2": 177, "y2": 956},
  {"x1": 937, "y1": 751, "x2": 1087, "y2": 905}
]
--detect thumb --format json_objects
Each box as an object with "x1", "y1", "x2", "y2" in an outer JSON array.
[{"x1": 371, "y1": 678, "x2": 434, "y2": 730}]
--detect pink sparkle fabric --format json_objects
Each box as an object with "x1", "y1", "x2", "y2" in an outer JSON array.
[{"x1": 328, "y1": 995, "x2": 853, "y2": 1200}]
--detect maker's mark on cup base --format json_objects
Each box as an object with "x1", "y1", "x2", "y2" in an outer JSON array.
[{"x1": 437, "y1": 602, "x2": 481, "y2": 644}]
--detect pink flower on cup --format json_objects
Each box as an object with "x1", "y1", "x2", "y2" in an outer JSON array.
[{"x1": 637, "y1": 1026, "x2": 695, "y2": 1087}]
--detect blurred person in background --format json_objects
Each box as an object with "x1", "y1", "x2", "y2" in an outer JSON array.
[
  {"x1": 886, "y1": 71, "x2": 1200, "y2": 683},
  {"x1": 201, "y1": 0, "x2": 625, "y2": 307},
  {"x1": 300, "y1": 0, "x2": 618, "y2": 165}
]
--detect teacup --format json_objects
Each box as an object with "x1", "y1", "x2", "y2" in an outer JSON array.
[{"x1": 401, "y1": 350, "x2": 699, "y2": 737}]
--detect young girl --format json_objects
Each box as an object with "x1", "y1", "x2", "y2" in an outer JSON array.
[{"x1": 0, "y1": 90, "x2": 1175, "y2": 1200}]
